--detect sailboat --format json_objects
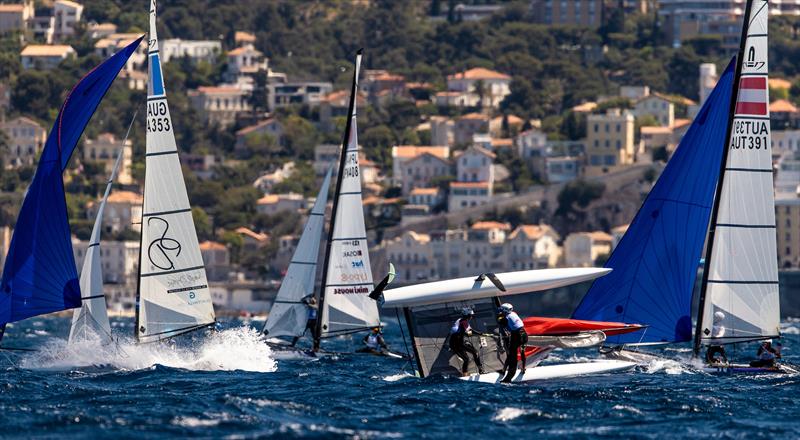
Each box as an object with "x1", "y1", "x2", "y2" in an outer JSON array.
[
  {"x1": 0, "y1": 38, "x2": 142, "y2": 349},
  {"x1": 377, "y1": 268, "x2": 637, "y2": 383},
  {"x1": 694, "y1": 0, "x2": 784, "y2": 373},
  {"x1": 134, "y1": 0, "x2": 215, "y2": 344},
  {"x1": 262, "y1": 167, "x2": 332, "y2": 355},
  {"x1": 68, "y1": 139, "x2": 128, "y2": 346},
  {"x1": 575, "y1": 0, "x2": 786, "y2": 373},
  {"x1": 312, "y1": 49, "x2": 381, "y2": 352}
]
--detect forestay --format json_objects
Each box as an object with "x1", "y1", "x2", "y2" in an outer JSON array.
[
  {"x1": 68, "y1": 140, "x2": 128, "y2": 345},
  {"x1": 263, "y1": 168, "x2": 332, "y2": 339},
  {"x1": 700, "y1": 0, "x2": 780, "y2": 345},
  {"x1": 0, "y1": 37, "x2": 141, "y2": 328},
  {"x1": 136, "y1": 1, "x2": 215, "y2": 343},
  {"x1": 318, "y1": 51, "x2": 380, "y2": 337},
  {"x1": 572, "y1": 60, "x2": 736, "y2": 344}
]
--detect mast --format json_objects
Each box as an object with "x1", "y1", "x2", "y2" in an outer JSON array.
[
  {"x1": 693, "y1": 0, "x2": 754, "y2": 356},
  {"x1": 314, "y1": 49, "x2": 363, "y2": 351}
]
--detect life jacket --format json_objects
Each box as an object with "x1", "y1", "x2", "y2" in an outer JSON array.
[
  {"x1": 366, "y1": 333, "x2": 380, "y2": 349},
  {"x1": 759, "y1": 347, "x2": 776, "y2": 361},
  {"x1": 505, "y1": 311, "x2": 524, "y2": 331},
  {"x1": 450, "y1": 318, "x2": 470, "y2": 335}
]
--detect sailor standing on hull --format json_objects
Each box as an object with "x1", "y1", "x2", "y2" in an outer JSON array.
[
  {"x1": 498, "y1": 303, "x2": 527, "y2": 383},
  {"x1": 448, "y1": 307, "x2": 486, "y2": 376},
  {"x1": 290, "y1": 295, "x2": 318, "y2": 347}
]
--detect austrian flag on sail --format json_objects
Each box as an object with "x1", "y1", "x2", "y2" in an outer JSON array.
[{"x1": 735, "y1": 77, "x2": 768, "y2": 116}]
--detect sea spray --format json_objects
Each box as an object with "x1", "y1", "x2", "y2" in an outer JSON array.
[{"x1": 19, "y1": 326, "x2": 276, "y2": 373}]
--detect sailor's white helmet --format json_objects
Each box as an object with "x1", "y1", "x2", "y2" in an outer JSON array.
[
  {"x1": 713, "y1": 311, "x2": 725, "y2": 322},
  {"x1": 500, "y1": 303, "x2": 514, "y2": 313}
]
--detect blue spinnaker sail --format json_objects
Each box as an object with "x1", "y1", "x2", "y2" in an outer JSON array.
[
  {"x1": 572, "y1": 59, "x2": 736, "y2": 344},
  {"x1": 0, "y1": 37, "x2": 143, "y2": 326}
]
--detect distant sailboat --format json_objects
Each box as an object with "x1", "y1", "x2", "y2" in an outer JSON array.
[
  {"x1": 68, "y1": 135, "x2": 129, "y2": 346},
  {"x1": 135, "y1": 0, "x2": 215, "y2": 343},
  {"x1": 0, "y1": 38, "x2": 142, "y2": 347},
  {"x1": 313, "y1": 49, "x2": 381, "y2": 351},
  {"x1": 263, "y1": 167, "x2": 332, "y2": 343},
  {"x1": 694, "y1": 0, "x2": 782, "y2": 371}
]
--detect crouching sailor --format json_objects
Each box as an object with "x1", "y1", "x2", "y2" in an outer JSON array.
[
  {"x1": 499, "y1": 303, "x2": 528, "y2": 383},
  {"x1": 750, "y1": 340, "x2": 780, "y2": 368},
  {"x1": 359, "y1": 326, "x2": 388, "y2": 354},
  {"x1": 448, "y1": 307, "x2": 486, "y2": 376}
]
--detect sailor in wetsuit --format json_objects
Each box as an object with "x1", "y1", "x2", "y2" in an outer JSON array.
[
  {"x1": 705, "y1": 311, "x2": 728, "y2": 364},
  {"x1": 498, "y1": 303, "x2": 528, "y2": 383},
  {"x1": 359, "y1": 326, "x2": 389, "y2": 354},
  {"x1": 750, "y1": 340, "x2": 780, "y2": 368},
  {"x1": 290, "y1": 295, "x2": 318, "y2": 347},
  {"x1": 448, "y1": 307, "x2": 486, "y2": 376}
]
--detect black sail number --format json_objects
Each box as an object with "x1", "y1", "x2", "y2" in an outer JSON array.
[{"x1": 147, "y1": 101, "x2": 171, "y2": 133}]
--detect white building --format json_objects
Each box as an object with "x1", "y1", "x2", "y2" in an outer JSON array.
[
  {"x1": 256, "y1": 193, "x2": 305, "y2": 216},
  {"x1": 391, "y1": 145, "x2": 450, "y2": 186},
  {"x1": 399, "y1": 151, "x2": 452, "y2": 196},
  {"x1": 408, "y1": 187, "x2": 443, "y2": 209},
  {"x1": 456, "y1": 145, "x2": 495, "y2": 184},
  {"x1": 448, "y1": 181, "x2": 491, "y2": 212},
  {"x1": 20, "y1": 44, "x2": 75, "y2": 70},
  {"x1": 53, "y1": 0, "x2": 82, "y2": 41},
  {"x1": 83, "y1": 133, "x2": 134, "y2": 185},
  {"x1": 86, "y1": 191, "x2": 143, "y2": 234},
  {"x1": 0, "y1": 116, "x2": 46, "y2": 167},
  {"x1": 634, "y1": 94, "x2": 675, "y2": 127},
  {"x1": 429, "y1": 116, "x2": 454, "y2": 146},
  {"x1": 564, "y1": 231, "x2": 613, "y2": 267},
  {"x1": 506, "y1": 224, "x2": 561, "y2": 270},
  {"x1": 446, "y1": 67, "x2": 511, "y2": 109},
  {"x1": 94, "y1": 33, "x2": 146, "y2": 72},
  {"x1": 546, "y1": 156, "x2": 582, "y2": 184},
  {"x1": 267, "y1": 81, "x2": 333, "y2": 111},
  {"x1": 188, "y1": 86, "x2": 251, "y2": 128},
  {"x1": 515, "y1": 128, "x2": 547, "y2": 161},
  {"x1": 72, "y1": 238, "x2": 139, "y2": 286},
  {"x1": 161, "y1": 39, "x2": 221, "y2": 64}
]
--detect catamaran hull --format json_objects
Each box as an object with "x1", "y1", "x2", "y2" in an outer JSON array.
[
  {"x1": 702, "y1": 363, "x2": 799, "y2": 375},
  {"x1": 383, "y1": 268, "x2": 611, "y2": 308},
  {"x1": 459, "y1": 360, "x2": 636, "y2": 383}
]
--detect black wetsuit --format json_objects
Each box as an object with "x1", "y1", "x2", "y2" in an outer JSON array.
[
  {"x1": 449, "y1": 317, "x2": 484, "y2": 375},
  {"x1": 749, "y1": 345, "x2": 778, "y2": 368},
  {"x1": 705, "y1": 345, "x2": 727, "y2": 364},
  {"x1": 500, "y1": 312, "x2": 527, "y2": 383}
]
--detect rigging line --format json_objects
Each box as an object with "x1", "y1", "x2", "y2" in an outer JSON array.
[{"x1": 394, "y1": 307, "x2": 412, "y2": 360}]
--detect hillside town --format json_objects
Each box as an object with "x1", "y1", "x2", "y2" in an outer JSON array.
[{"x1": 0, "y1": 0, "x2": 798, "y2": 316}]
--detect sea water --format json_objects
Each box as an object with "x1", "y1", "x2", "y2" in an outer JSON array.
[{"x1": 1, "y1": 317, "x2": 799, "y2": 438}]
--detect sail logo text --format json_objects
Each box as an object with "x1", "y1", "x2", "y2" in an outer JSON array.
[
  {"x1": 351, "y1": 260, "x2": 364, "y2": 268},
  {"x1": 147, "y1": 217, "x2": 182, "y2": 271},
  {"x1": 730, "y1": 120, "x2": 769, "y2": 150},
  {"x1": 343, "y1": 250, "x2": 362, "y2": 257},
  {"x1": 147, "y1": 101, "x2": 171, "y2": 133},
  {"x1": 333, "y1": 287, "x2": 370, "y2": 295}
]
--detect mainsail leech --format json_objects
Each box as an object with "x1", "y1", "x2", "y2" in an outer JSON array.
[
  {"x1": 263, "y1": 167, "x2": 333, "y2": 339},
  {"x1": 68, "y1": 115, "x2": 136, "y2": 346},
  {"x1": 0, "y1": 37, "x2": 142, "y2": 328},
  {"x1": 135, "y1": 0, "x2": 215, "y2": 343}
]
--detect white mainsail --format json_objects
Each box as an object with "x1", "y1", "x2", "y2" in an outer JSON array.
[
  {"x1": 699, "y1": 0, "x2": 780, "y2": 346},
  {"x1": 136, "y1": 0, "x2": 215, "y2": 343},
  {"x1": 263, "y1": 167, "x2": 332, "y2": 339},
  {"x1": 318, "y1": 51, "x2": 380, "y2": 338},
  {"x1": 67, "y1": 144, "x2": 127, "y2": 345}
]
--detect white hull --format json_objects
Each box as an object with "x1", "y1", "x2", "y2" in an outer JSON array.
[
  {"x1": 459, "y1": 360, "x2": 635, "y2": 383},
  {"x1": 383, "y1": 268, "x2": 611, "y2": 308}
]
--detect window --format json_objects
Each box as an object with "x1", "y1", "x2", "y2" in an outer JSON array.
[
  {"x1": 594, "y1": 124, "x2": 599, "y2": 133},
  {"x1": 605, "y1": 124, "x2": 609, "y2": 133},
  {"x1": 616, "y1": 124, "x2": 621, "y2": 132},
  {"x1": 616, "y1": 140, "x2": 621, "y2": 149}
]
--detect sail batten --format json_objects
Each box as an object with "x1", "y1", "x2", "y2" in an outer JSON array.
[
  {"x1": 698, "y1": 0, "x2": 779, "y2": 348},
  {"x1": 263, "y1": 167, "x2": 332, "y2": 340},
  {"x1": 136, "y1": 0, "x2": 215, "y2": 343}
]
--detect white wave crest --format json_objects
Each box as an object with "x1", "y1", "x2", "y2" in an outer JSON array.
[
  {"x1": 381, "y1": 372, "x2": 415, "y2": 382},
  {"x1": 644, "y1": 358, "x2": 693, "y2": 375},
  {"x1": 492, "y1": 407, "x2": 540, "y2": 422},
  {"x1": 19, "y1": 326, "x2": 277, "y2": 373}
]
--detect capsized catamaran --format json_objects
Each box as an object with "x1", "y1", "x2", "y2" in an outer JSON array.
[
  {"x1": 0, "y1": 38, "x2": 142, "y2": 349},
  {"x1": 313, "y1": 50, "x2": 381, "y2": 351},
  {"x1": 135, "y1": 1, "x2": 215, "y2": 344},
  {"x1": 574, "y1": 0, "x2": 788, "y2": 373},
  {"x1": 262, "y1": 167, "x2": 332, "y2": 351},
  {"x1": 378, "y1": 268, "x2": 636, "y2": 383},
  {"x1": 694, "y1": 0, "x2": 785, "y2": 373},
  {"x1": 68, "y1": 133, "x2": 130, "y2": 346}
]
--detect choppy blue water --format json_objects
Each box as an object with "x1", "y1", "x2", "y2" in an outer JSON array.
[{"x1": 1, "y1": 317, "x2": 799, "y2": 439}]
